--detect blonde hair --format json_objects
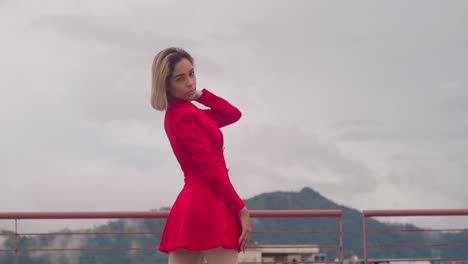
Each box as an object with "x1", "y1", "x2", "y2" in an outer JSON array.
[{"x1": 151, "y1": 47, "x2": 194, "y2": 111}]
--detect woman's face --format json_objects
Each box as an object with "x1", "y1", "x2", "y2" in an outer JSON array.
[{"x1": 167, "y1": 58, "x2": 197, "y2": 101}]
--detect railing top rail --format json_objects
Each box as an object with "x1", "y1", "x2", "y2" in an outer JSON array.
[
  {"x1": 363, "y1": 208, "x2": 468, "y2": 217},
  {"x1": 0, "y1": 209, "x2": 342, "y2": 219},
  {"x1": 0, "y1": 211, "x2": 169, "y2": 219},
  {"x1": 250, "y1": 209, "x2": 342, "y2": 217}
]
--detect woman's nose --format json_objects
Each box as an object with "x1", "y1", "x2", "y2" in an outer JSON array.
[{"x1": 186, "y1": 77, "x2": 193, "y2": 86}]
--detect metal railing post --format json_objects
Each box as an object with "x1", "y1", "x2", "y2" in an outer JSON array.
[
  {"x1": 339, "y1": 215, "x2": 344, "y2": 264},
  {"x1": 362, "y1": 214, "x2": 368, "y2": 264},
  {"x1": 14, "y1": 219, "x2": 18, "y2": 264}
]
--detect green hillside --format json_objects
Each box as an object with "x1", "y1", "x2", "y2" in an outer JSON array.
[{"x1": 244, "y1": 187, "x2": 468, "y2": 260}]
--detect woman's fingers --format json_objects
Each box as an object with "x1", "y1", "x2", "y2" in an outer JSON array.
[
  {"x1": 239, "y1": 207, "x2": 252, "y2": 253},
  {"x1": 238, "y1": 231, "x2": 245, "y2": 246},
  {"x1": 242, "y1": 233, "x2": 250, "y2": 252},
  {"x1": 239, "y1": 230, "x2": 251, "y2": 253}
]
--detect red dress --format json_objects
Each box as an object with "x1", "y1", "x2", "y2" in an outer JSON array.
[{"x1": 158, "y1": 88, "x2": 245, "y2": 253}]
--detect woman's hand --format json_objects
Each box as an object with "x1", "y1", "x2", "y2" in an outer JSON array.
[
  {"x1": 238, "y1": 206, "x2": 251, "y2": 253},
  {"x1": 193, "y1": 90, "x2": 203, "y2": 100}
]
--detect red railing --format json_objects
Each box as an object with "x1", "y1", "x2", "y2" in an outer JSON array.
[
  {"x1": 0, "y1": 210, "x2": 344, "y2": 264},
  {"x1": 362, "y1": 209, "x2": 468, "y2": 264}
]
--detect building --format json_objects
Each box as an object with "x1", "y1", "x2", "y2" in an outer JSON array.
[{"x1": 238, "y1": 244, "x2": 326, "y2": 263}]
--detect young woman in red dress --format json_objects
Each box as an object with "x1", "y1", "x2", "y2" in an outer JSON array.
[{"x1": 151, "y1": 47, "x2": 251, "y2": 264}]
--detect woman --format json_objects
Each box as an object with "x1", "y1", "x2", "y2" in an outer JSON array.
[{"x1": 151, "y1": 47, "x2": 251, "y2": 264}]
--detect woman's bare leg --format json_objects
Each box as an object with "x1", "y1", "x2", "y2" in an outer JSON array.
[
  {"x1": 203, "y1": 247, "x2": 238, "y2": 264},
  {"x1": 168, "y1": 248, "x2": 203, "y2": 264}
]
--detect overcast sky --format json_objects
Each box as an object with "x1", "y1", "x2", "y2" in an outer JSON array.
[{"x1": 1, "y1": 0, "x2": 468, "y2": 232}]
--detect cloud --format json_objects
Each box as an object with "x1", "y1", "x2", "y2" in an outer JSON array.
[
  {"x1": 330, "y1": 119, "x2": 381, "y2": 131},
  {"x1": 355, "y1": 182, "x2": 468, "y2": 229},
  {"x1": 437, "y1": 82, "x2": 468, "y2": 112},
  {"x1": 32, "y1": 14, "x2": 200, "y2": 52},
  {"x1": 1, "y1": 0, "x2": 468, "y2": 232},
  {"x1": 226, "y1": 123, "x2": 378, "y2": 202},
  {"x1": 335, "y1": 80, "x2": 468, "y2": 143},
  {"x1": 81, "y1": 120, "x2": 169, "y2": 150},
  {"x1": 386, "y1": 157, "x2": 468, "y2": 204},
  {"x1": 0, "y1": 156, "x2": 182, "y2": 232},
  {"x1": 337, "y1": 130, "x2": 468, "y2": 142}
]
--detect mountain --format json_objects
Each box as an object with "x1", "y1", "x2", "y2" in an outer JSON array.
[
  {"x1": 1, "y1": 187, "x2": 467, "y2": 263},
  {"x1": 244, "y1": 187, "x2": 468, "y2": 260}
]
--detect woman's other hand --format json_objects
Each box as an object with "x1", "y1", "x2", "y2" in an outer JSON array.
[
  {"x1": 193, "y1": 90, "x2": 203, "y2": 100},
  {"x1": 238, "y1": 206, "x2": 251, "y2": 253}
]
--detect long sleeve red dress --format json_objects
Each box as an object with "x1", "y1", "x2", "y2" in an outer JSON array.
[{"x1": 158, "y1": 88, "x2": 245, "y2": 253}]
